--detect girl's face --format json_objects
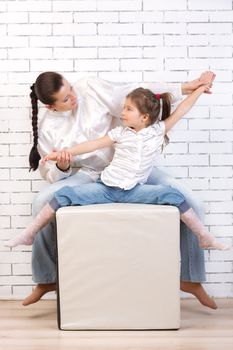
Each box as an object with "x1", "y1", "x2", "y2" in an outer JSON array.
[
  {"x1": 47, "y1": 79, "x2": 78, "y2": 112},
  {"x1": 121, "y1": 97, "x2": 148, "y2": 131}
]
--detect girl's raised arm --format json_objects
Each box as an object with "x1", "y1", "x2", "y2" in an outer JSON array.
[{"x1": 164, "y1": 85, "x2": 209, "y2": 133}]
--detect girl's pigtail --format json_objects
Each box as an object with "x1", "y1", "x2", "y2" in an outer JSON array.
[
  {"x1": 159, "y1": 93, "x2": 172, "y2": 147},
  {"x1": 160, "y1": 93, "x2": 172, "y2": 121}
]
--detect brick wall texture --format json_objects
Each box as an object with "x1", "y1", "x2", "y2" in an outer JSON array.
[{"x1": 0, "y1": 0, "x2": 232, "y2": 299}]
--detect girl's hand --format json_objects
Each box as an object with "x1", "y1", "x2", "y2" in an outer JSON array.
[
  {"x1": 41, "y1": 149, "x2": 59, "y2": 165},
  {"x1": 164, "y1": 82, "x2": 212, "y2": 133},
  {"x1": 197, "y1": 83, "x2": 211, "y2": 94}
]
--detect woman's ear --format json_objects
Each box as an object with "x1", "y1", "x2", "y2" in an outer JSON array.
[{"x1": 46, "y1": 104, "x2": 55, "y2": 111}]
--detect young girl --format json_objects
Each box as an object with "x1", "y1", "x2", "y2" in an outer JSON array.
[{"x1": 6, "y1": 85, "x2": 229, "y2": 251}]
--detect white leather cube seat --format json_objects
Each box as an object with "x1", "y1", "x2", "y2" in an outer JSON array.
[{"x1": 56, "y1": 203, "x2": 180, "y2": 330}]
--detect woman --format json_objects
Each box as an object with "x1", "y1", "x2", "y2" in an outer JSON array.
[{"x1": 22, "y1": 71, "x2": 217, "y2": 309}]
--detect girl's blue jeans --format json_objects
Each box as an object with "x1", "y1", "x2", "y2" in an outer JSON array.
[
  {"x1": 31, "y1": 168, "x2": 205, "y2": 283},
  {"x1": 50, "y1": 181, "x2": 190, "y2": 213}
]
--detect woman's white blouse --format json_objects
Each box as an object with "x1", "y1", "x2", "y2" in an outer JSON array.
[
  {"x1": 101, "y1": 122, "x2": 165, "y2": 190},
  {"x1": 37, "y1": 76, "x2": 182, "y2": 183}
]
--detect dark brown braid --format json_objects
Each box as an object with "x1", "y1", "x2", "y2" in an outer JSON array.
[
  {"x1": 28, "y1": 72, "x2": 64, "y2": 171},
  {"x1": 29, "y1": 84, "x2": 41, "y2": 171},
  {"x1": 126, "y1": 87, "x2": 172, "y2": 126}
]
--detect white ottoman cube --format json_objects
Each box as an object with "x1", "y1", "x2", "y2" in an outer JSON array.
[{"x1": 56, "y1": 203, "x2": 180, "y2": 330}]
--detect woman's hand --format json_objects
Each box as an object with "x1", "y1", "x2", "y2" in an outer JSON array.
[
  {"x1": 198, "y1": 71, "x2": 216, "y2": 93},
  {"x1": 41, "y1": 148, "x2": 73, "y2": 172},
  {"x1": 182, "y1": 71, "x2": 216, "y2": 95},
  {"x1": 56, "y1": 149, "x2": 73, "y2": 172}
]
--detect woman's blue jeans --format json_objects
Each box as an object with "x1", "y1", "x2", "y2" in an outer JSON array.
[{"x1": 31, "y1": 168, "x2": 205, "y2": 283}]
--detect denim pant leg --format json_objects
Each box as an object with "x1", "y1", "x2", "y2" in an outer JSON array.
[
  {"x1": 121, "y1": 184, "x2": 189, "y2": 214},
  {"x1": 51, "y1": 182, "x2": 114, "y2": 210},
  {"x1": 146, "y1": 167, "x2": 205, "y2": 282},
  {"x1": 31, "y1": 172, "x2": 94, "y2": 284}
]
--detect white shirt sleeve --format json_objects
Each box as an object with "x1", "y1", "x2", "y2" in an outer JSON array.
[
  {"x1": 85, "y1": 77, "x2": 182, "y2": 118},
  {"x1": 38, "y1": 160, "x2": 72, "y2": 184},
  {"x1": 37, "y1": 114, "x2": 72, "y2": 183},
  {"x1": 140, "y1": 82, "x2": 182, "y2": 104},
  {"x1": 107, "y1": 126, "x2": 124, "y2": 142}
]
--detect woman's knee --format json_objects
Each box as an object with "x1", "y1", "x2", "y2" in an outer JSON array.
[
  {"x1": 147, "y1": 167, "x2": 171, "y2": 185},
  {"x1": 32, "y1": 184, "x2": 61, "y2": 215}
]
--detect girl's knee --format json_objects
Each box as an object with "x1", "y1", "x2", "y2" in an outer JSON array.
[
  {"x1": 170, "y1": 187, "x2": 186, "y2": 205},
  {"x1": 55, "y1": 185, "x2": 74, "y2": 197},
  {"x1": 53, "y1": 186, "x2": 76, "y2": 207}
]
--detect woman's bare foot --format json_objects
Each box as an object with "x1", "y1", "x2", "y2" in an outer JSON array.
[
  {"x1": 22, "y1": 283, "x2": 56, "y2": 306},
  {"x1": 180, "y1": 281, "x2": 217, "y2": 310}
]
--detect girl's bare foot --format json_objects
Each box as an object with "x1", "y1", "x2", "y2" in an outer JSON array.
[
  {"x1": 180, "y1": 281, "x2": 217, "y2": 310},
  {"x1": 5, "y1": 233, "x2": 34, "y2": 248},
  {"x1": 199, "y1": 234, "x2": 230, "y2": 250}
]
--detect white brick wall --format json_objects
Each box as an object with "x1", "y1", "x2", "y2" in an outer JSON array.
[{"x1": 0, "y1": 0, "x2": 232, "y2": 300}]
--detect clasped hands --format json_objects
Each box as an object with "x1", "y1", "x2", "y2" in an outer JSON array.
[
  {"x1": 182, "y1": 71, "x2": 216, "y2": 95},
  {"x1": 41, "y1": 148, "x2": 73, "y2": 172}
]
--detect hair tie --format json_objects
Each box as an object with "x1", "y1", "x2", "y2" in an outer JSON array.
[
  {"x1": 30, "y1": 83, "x2": 38, "y2": 100},
  {"x1": 30, "y1": 83, "x2": 35, "y2": 92},
  {"x1": 155, "y1": 93, "x2": 161, "y2": 100}
]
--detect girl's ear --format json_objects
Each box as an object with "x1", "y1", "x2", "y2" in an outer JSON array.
[{"x1": 142, "y1": 114, "x2": 150, "y2": 124}]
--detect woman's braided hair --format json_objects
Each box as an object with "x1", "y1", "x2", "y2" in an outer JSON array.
[
  {"x1": 29, "y1": 72, "x2": 63, "y2": 171},
  {"x1": 29, "y1": 84, "x2": 40, "y2": 171}
]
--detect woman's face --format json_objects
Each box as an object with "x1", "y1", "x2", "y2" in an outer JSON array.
[{"x1": 49, "y1": 79, "x2": 78, "y2": 112}]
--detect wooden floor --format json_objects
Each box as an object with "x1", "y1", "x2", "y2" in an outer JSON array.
[{"x1": 0, "y1": 299, "x2": 233, "y2": 350}]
